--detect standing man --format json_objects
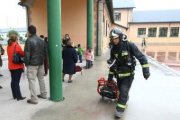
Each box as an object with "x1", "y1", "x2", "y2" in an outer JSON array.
[
  {"x1": 24, "y1": 25, "x2": 47, "y2": 104},
  {"x1": 0, "y1": 44, "x2": 4, "y2": 76},
  {"x1": 141, "y1": 37, "x2": 147, "y2": 52},
  {"x1": 44, "y1": 37, "x2": 49, "y2": 76},
  {"x1": 0, "y1": 44, "x2": 5, "y2": 89},
  {"x1": 108, "y1": 28, "x2": 150, "y2": 119}
]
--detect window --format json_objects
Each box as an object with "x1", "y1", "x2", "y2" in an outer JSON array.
[
  {"x1": 157, "y1": 52, "x2": 165, "y2": 62},
  {"x1": 159, "y1": 27, "x2": 168, "y2": 37},
  {"x1": 148, "y1": 28, "x2": 157, "y2": 37},
  {"x1": 146, "y1": 52, "x2": 155, "y2": 58},
  {"x1": 114, "y1": 12, "x2": 121, "y2": 21},
  {"x1": 168, "y1": 52, "x2": 176, "y2": 60},
  {"x1": 138, "y1": 28, "x2": 146, "y2": 36},
  {"x1": 170, "y1": 27, "x2": 179, "y2": 37}
]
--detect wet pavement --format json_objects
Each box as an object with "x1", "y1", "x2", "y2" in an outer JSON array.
[
  {"x1": 32, "y1": 54, "x2": 180, "y2": 120},
  {"x1": 0, "y1": 53, "x2": 180, "y2": 120}
]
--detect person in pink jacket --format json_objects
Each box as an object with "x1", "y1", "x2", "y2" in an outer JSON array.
[{"x1": 84, "y1": 48, "x2": 93, "y2": 69}]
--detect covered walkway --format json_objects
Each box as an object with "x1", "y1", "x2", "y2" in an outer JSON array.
[{"x1": 0, "y1": 52, "x2": 180, "y2": 120}]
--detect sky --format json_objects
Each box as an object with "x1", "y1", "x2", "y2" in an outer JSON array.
[
  {"x1": 0, "y1": 0, "x2": 180, "y2": 29},
  {"x1": 134, "y1": 0, "x2": 180, "y2": 10},
  {"x1": 0, "y1": 0, "x2": 27, "y2": 29}
]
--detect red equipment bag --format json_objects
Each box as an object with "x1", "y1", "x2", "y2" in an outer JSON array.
[
  {"x1": 75, "y1": 65, "x2": 82, "y2": 75},
  {"x1": 97, "y1": 77, "x2": 119, "y2": 100}
]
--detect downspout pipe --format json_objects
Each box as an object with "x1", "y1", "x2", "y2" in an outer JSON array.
[
  {"x1": 96, "y1": 0, "x2": 104, "y2": 56},
  {"x1": 18, "y1": 1, "x2": 30, "y2": 31}
]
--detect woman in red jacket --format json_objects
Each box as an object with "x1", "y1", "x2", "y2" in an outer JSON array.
[{"x1": 7, "y1": 34, "x2": 26, "y2": 101}]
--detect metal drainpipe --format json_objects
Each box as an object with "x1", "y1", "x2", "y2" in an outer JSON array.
[
  {"x1": 26, "y1": 6, "x2": 30, "y2": 27},
  {"x1": 96, "y1": 0, "x2": 104, "y2": 56}
]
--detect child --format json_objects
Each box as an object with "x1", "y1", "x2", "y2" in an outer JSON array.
[
  {"x1": 84, "y1": 48, "x2": 93, "y2": 69},
  {"x1": 77, "y1": 44, "x2": 84, "y2": 63}
]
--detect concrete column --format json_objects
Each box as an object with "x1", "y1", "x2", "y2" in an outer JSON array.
[
  {"x1": 176, "y1": 52, "x2": 179, "y2": 61},
  {"x1": 165, "y1": 52, "x2": 169, "y2": 61},
  {"x1": 156, "y1": 27, "x2": 159, "y2": 38},
  {"x1": 154, "y1": 52, "x2": 158, "y2": 60},
  {"x1": 47, "y1": 0, "x2": 63, "y2": 101},
  {"x1": 167, "y1": 23, "x2": 171, "y2": 38},
  {"x1": 96, "y1": 0, "x2": 103, "y2": 56},
  {"x1": 87, "y1": 0, "x2": 94, "y2": 49}
]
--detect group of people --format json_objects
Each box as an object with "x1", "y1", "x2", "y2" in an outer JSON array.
[
  {"x1": 0, "y1": 24, "x2": 150, "y2": 119},
  {"x1": 2, "y1": 25, "x2": 48, "y2": 104},
  {"x1": 0, "y1": 44, "x2": 5, "y2": 89},
  {"x1": 0, "y1": 25, "x2": 95, "y2": 104},
  {"x1": 62, "y1": 34, "x2": 94, "y2": 82}
]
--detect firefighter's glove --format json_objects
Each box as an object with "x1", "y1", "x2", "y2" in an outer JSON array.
[
  {"x1": 143, "y1": 67, "x2": 150, "y2": 80},
  {"x1": 107, "y1": 59, "x2": 114, "y2": 65}
]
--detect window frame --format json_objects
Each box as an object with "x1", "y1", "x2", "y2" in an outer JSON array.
[
  {"x1": 148, "y1": 28, "x2": 157, "y2": 37},
  {"x1": 114, "y1": 12, "x2": 121, "y2": 21},
  {"x1": 170, "y1": 27, "x2": 179, "y2": 37},
  {"x1": 159, "y1": 27, "x2": 168, "y2": 37},
  {"x1": 137, "y1": 28, "x2": 146, "y2": 36}
]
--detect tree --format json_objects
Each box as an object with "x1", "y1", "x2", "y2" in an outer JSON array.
[
  {"x1": 0, "y1": 35, "x2": 4, "y2": 41},
  {"x1": 19, "y1": 36, "x2": 26, "y2": 44},
  {"x1": 7, "y1": 30, "x2": 19, "y2": 38}
]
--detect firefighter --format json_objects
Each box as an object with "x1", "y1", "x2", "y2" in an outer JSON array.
[{"x1": 107, "y1": 28, "x2": 150, "y2": 119}]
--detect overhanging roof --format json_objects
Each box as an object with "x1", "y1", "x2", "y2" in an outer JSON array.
[
  {"x1": 18, "y1": 0, "x2": 35, "y2": 7},
  {"x1": 131, "y1": 10, "x2": 180, "y2": 23},
  {"x1": 106, "y1": 0, "x2": 114, "y2": 23}
]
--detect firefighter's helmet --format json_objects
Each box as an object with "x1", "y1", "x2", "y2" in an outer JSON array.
[{"x1": 109, "y1": 28, "x2": 127, "y2": 41}]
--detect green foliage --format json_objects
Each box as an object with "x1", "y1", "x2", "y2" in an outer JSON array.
[
  {"x1": 7, "y1": 30, "x2": 19, "y2": 38},
  {"x1": 19, "y1": 36, "x2": 26, "y2": 44},
  {"x1": 0, "y1": 35, "x2": 4, "y2": 41}
]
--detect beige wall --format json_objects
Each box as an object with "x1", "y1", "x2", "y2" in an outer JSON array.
[
  {"x1": 29, "y1": 0, "x2": 87, "y2": 48},
  {"x1": 62, "y1": 0, "x2": 87, "y2": 48},
  {"x1": 145, "y1": 46, "x2": 180, "y2": 63},
  {"x1": 102, "y1": 3, "x2": 112, "y2": 52},
  {"x1": 29, "y1": 0, "x2": 47, "y2": 36},
  {"x1": 128, "y1": 23, "x2": 180, "y2": 63},
  {"x1": 113, "y1": 8, "x2": 180, "y2": 64},
  {"x1": 128, "y1": 23, "x2": 180, "y2": 43},
  {"x1": 114, "y1": 8, "x2": 133, "y2": 28},
  {"x1": 28, "y1": 0, "x2": 112, "y2": 52}
]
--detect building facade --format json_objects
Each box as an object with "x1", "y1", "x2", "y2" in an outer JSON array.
[
  {"x1": 113, "y1": 0, "x2": 180, "y2": 64},
  {"x1": 19, "y1": 0, "x2": 114, "y2": 55},
  {"x1": 17, "y1": 0, "x2": 115, "y2": 101}
]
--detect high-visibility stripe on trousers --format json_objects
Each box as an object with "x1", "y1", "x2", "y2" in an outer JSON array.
[
  {"x1": 117, "y1": 103, "x2": 127, "y2": 109},
  {"x1": 142, "y1": 64, "x2": 149, "y2": 68},
  {"x1": 118, "y1": 72, "x2": 134, "y2": 78}
]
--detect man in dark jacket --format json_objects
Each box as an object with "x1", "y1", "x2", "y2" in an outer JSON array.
[
  {"x1": 24, "y1": 25, "x2": 47, "y2": 104},
  {"x1": 108, "y1": 28, "x2": 150, "y2": 119}
]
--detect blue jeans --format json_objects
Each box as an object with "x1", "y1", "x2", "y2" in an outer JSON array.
[{"x1": 78, "y1": 54, "x2": 82, "y2": 63}]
